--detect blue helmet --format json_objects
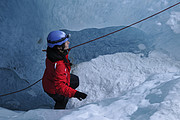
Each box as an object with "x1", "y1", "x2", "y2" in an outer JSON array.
[{"x1": 47, "y1": 31, "x2": 70, "y2": 48}]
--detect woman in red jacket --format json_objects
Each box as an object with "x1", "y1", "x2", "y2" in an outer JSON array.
[{"x1": 42, "y1": 30, "x2": 87, "y2": 109}]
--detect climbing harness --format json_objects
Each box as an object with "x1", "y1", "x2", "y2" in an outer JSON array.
[{"x1": 0, "y1": 2, "x2": 179, "y2": 97}]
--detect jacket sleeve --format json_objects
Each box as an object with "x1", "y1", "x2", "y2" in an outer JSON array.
[{"x1": 54, "y1": 62, "x2": 77, "y2": 98}]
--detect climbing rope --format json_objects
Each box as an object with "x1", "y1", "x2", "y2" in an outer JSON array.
[
  {"x1": 0, "y1": 79, "x2": 42, "y2": 97},
  {"x1": 0, "y1": 2, "x2": 179, "y2": 97},
  {"x1": 68, "y1": 1, "x2": 180, "y2": 50}
]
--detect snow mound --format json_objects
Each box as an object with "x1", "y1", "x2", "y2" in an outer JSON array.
[{"x1": 69, "y1": 51, "x2": 180, "y2": 108}]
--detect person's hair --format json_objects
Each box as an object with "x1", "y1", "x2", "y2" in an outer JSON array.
[{"x1": 53, "y1": 43, "x2": 66, "y2": 53}]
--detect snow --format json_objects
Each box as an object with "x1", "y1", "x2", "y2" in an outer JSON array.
[
  {"x1": 69, "y1": 52, "x2": 180, "y2": 108},
  {"x1": 0, "y1": 0, "x2": 180, "y2": 120}
]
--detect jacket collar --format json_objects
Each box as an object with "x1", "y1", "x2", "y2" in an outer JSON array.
[{"x1": 46, "y1": 47, "x2": 68, "y2": 62}]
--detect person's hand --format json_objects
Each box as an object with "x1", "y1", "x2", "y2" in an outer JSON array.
[{"x1": 74, "y1": 91, "x2": 87, "y2": 101}]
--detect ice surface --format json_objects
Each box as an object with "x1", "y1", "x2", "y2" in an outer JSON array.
[
  {"x1": 167, "y1": 11, "x2": 180, "y2": 33},
  {"x1": 0, "y1": 0, "x2": 180, "y2": 120}
]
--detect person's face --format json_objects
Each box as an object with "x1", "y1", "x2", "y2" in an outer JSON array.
[{"x1": 64, "y1": 41, "x2": 70, "y2": 50}]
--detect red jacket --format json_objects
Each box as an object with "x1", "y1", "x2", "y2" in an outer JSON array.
[{"x1": 42, "y1": 54, "x2": 77, "y2": 98}]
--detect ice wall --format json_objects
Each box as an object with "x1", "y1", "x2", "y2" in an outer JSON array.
[
  {"x1": 0, "y1": 0, "x2": 179, "y2": 110},
  {"x1": 64, "y1": 26, "x2": 153, "y2": 64}
]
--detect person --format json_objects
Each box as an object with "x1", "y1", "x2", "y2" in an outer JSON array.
[{"x1": 42, "y1": 30, "x2": 87, "y2": 109}]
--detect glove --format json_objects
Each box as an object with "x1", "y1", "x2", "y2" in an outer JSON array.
[{"x1": 74, "y1": 91, "x2": 87, "y2": 101}]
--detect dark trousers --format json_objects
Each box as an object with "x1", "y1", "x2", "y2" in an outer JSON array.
[{"x1": 46, "y1": 74, "x2": 79, "y2": 109}]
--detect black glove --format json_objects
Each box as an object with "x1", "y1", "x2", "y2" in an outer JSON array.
[{"x1": 74, "y1": 91, "x2": 87, "y2": 101}]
